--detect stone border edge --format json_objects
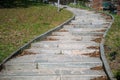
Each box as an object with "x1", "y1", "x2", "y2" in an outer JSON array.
[
  {"x1": 0, "y1": 13, "x2": 75, "y2": 71},
  {"x1": 100, "y1": 13, "x2": 116, "y2": 80}
]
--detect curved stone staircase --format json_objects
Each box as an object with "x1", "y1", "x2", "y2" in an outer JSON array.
[{"x1": 0, "y1": 7, "x2": 113, "y2": 80}]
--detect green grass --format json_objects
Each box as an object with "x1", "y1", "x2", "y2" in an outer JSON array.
[
  {"x1": 105, "y1": 15, "x2": 120, "y2": 80},
  {"x1": 0, "y1": 4, "x2": 73, "y2": 62}
]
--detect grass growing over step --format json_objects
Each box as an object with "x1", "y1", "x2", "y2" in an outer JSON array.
[
  {"x1": 105, "y1": 15, "x2": 120, "y2": 80},
  {"x1": 0, "y1": 4, "x2": 73, "y2": 62}
]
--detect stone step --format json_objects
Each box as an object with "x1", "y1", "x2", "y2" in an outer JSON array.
[
  {"x1": 52, "y1": 31, "x2": 104, "y2": 36},
  {"x1": 67, "y1": 23, "x2": 109, "y2": 28},
  {"x1": 71, "y1": 20, "x2": 105, "y2": 25},
  {"x1": 25, "y1": 48, "x2": 99, "y2": 55},
  {"x1": 74, "y1": 15, "x2": 101, "y2": 19},
  {"x1": 70, "y1": 22, "x2": 109, "y2": 25},
  {"x1": 0, "y1": 76, "x2": 59, "y2": 80},
  {"x1": 3, "y1": 61, "x2": 103, "y2": 71},
  {"x1": 71, "y1": 32, "x2": 104, "y2": 36},
  {"x1": 63, "y1": 27, "x2": 107, "y2": 31},
  {"x1": 67, "y1": 27, "x2": 106, "y2": 32},
  {"x1": 63, "y1": 24, "x2": 108, "y2": 28},
  {"x1": 7, "y1": 53, "x2": 101, "y2": 63},
  {"x1": 50, "y1": 33, "x2": 100, "y2": 40},
  {"x1": 57, "y1": 29, "x2": 106, "y2": 34},
  {"x1": 31, "y1": 42, "x2": 99, "y2": 49},
  {"x1": 29, "y1": 45, "x2": 99, "y2": 50},
  {"x1": 75, "y1": 14, "x2": 104, "y2": 18},
  {"x1": 74, "y1": 17, "x2": 105, "y2": 21},
  {"x1": 35, "y1": 54, "x2": 102, "y2": 63},
  {"x1": 52, "y1": 32, "x2": 70, "y2": 36},
  {"x1": 61, "y1": 75, "x2": 107, "y2": 80},
  {"x1": 45, "y1": 35, "x2": 82, "y2": 41},
  {"x1": 0, "y1": 75, "x2": 107, "y2": 80},
  {"x1": 7, "y1": 55, "x2": 36, "y2": 63},
  {"x1": 34, "y1": 41, "x2": 98, "y2": 44},
  {"x1": 0, "y1": 68, "x2": 105, "y2": 76}
]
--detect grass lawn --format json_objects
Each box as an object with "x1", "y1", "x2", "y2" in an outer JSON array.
[
  {"x1": 0, "y1": 4, "x2": 73, "y2": 62},
  {"x1": 105, "y1": 14, "x2": 120, "y2": 79}
]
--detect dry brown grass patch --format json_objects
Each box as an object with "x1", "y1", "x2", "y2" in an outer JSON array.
[
  {"x1": 101, "y1": 13, "x2": 106, "y2": 16},
  {"x1": 91, "y1": 66, "x2": 103, "y2": 70},
  {"x1": 91, "y1": 76, "x2": 108, "y2": 80},
  {"x1": 91, "y1": 38, "x2": 102, "y2": 43},
  {"x1": 87, "y1": 46, "x2": 100, "y2": 49},
  {"x1": 17, "y1": 51, "x2": 37, "y2": 57},
  {"x1": 94, "y1": 34, "x2": 103, "y2": 37},
  {"x1": 82, "y1": 51, "x2": 100, "y2": 57},
  {"x1": 106, "y1": 16, "x2": 112, "y2": 20},
  {"x1": 58, "y1": 29, "x2": 68, "y2": 32},
  {"x1": 95, "y1": 29, "x2": 106, "y2": 32},
  {"x1": 45, "y1": 38, "x2": 59, "y2": 41}
]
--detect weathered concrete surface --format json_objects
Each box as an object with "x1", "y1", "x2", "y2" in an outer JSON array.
[{"x1": 0, "y1": 7, "x2": 112, "y2": 80}]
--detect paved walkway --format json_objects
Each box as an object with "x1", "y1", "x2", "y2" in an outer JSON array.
[{"x1": 0, "y1": 7, "x2": 112, "y2": 80}]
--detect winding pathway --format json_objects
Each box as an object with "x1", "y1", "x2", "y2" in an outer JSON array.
[{"x1": 0, "y1": 7, "x2": 112, "y2": 80}]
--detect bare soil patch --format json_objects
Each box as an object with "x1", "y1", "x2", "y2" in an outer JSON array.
[{"x1": 94, "y1": 29, "x2": 106, "y2": 32}]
